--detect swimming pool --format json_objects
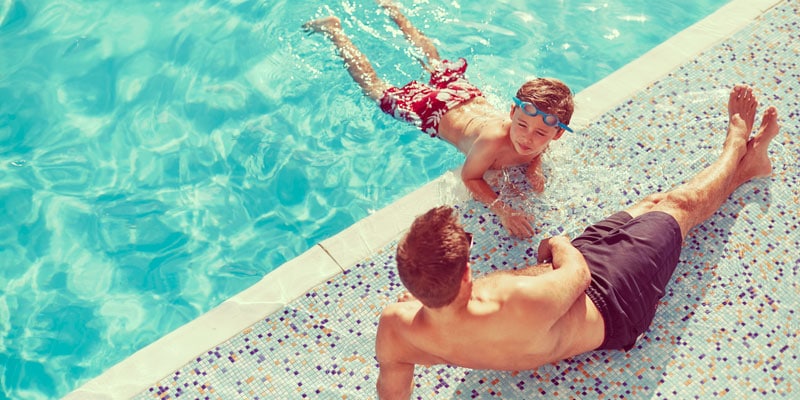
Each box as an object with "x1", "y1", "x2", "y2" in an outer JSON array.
[{"x1": 0, "y1": 0, "x2": 731, "y2": 398}]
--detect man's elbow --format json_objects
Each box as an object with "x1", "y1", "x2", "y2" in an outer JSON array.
[{"x1": 376, "y1": 376, "x2": 412, "y2": 400}]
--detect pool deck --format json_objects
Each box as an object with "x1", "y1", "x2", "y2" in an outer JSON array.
[{"x1": 67, "y1": 0, "x2": 799, "y2": 398}]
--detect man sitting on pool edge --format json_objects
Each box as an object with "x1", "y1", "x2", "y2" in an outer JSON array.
[{"x1": 374, "y1": 85, "x2": 780, "y2": 399}]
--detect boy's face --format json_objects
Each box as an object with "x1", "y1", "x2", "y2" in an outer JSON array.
[{"x1": 508, "y1": 105, "x2": 565, "y2": 156}]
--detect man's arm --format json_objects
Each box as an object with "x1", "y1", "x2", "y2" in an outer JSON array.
[
  {"x1": 376, "y1": 360, "x2": 414, "y2": 400},
  {"x1": 461, "y1": 140, "x2": 535, "y2": 238},
  {"x1": 512, "y1": 236, "x2": 591, "y2": 322},
  {"x1": 375, "y1": 311, "x2": 415, "y2": 399}
]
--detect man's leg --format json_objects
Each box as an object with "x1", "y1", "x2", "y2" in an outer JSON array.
[
  {"x1": 304, "y1": 16, "x2": 393, "y2": 101},
  {"x1": 377, "y1": 0, "x2": 442, "y2": 70},
  {"x1": 626, "y1": 85, "x2": 780, "y2": 239}
]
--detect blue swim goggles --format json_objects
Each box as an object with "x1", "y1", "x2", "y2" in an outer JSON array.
[{"x1": 512, "y1": 97, "x2": 573, "y2": 132}]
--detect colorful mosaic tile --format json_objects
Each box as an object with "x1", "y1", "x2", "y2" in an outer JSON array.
[{"x1": 135, "y1": 1, "x2": 799, "y2": 398}]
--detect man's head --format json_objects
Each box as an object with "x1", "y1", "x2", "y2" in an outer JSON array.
[
  {"x1": 395, "y1": 206, "x2": 471, "y2": 308},
  {"x1": 508, "y1": 78, "x2": 575, "y2": 157}
]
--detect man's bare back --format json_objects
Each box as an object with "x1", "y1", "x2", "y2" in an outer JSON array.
[
  {"x1": 375, "y1": 235, "x2": 605, "y2": 398},
  {"x1": 377, "y1": 263, "x2": 605, "y2": 371}
]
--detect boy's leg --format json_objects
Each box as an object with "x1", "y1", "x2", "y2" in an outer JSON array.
[
  {"x1": 304, "y1": 16, "x2": 393, "y2": 101},
  {"x1": 626, "y1": 85, "x2": 780, "y2": 239},
  {"x1": 377, "y1": 0, "x2": 441, "y2": 70}
]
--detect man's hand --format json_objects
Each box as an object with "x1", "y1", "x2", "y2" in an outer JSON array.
[
  {"x1": 537, "y1": 235, "x2": 571, "y2": 265},
  {"x1": 537, "y1": 237, "x2": 554, "y2": 264},
  {"x1": 397, "y1": 291, "x2": 417, "y2": 302}
]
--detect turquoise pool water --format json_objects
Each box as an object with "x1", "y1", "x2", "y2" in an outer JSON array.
[{"x1": 0, "y1": 0, "x2": 730, "y2": 398}]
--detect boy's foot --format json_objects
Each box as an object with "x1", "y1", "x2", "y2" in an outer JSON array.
[
  {"x1": 302, "y1": 16, "x2": 341, "y2": 35},
  {"x1": 376, "y1": 0, "x2": 401, "y2": 13},
  {"x1": 738, "y1": 106, "x2": 780, "y2": 180},
  {"x1": 728, "y1": 84, "x2": 758, "y2": 133}
]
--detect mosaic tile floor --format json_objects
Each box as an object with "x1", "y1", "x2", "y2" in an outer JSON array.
[{"x1": 134, "y1": 1, "x2": 798, "y2": 398}]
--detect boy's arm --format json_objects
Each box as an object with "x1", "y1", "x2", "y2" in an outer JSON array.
[
  {"x1": 525, "y1": 156, "x2": 545, "y2": 193},
  {"x1": 461, "y1": 141, "x2": 535, "y2": 238}
]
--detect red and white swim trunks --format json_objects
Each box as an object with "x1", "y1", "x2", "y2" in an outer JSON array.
[{"x1": 378, "y1": 58, "x2": 483, "y2": 137}]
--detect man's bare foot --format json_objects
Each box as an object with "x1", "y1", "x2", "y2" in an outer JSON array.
[
  {"x1": 728, "y1": 84, "x2": 758, "y2": 133},
  {"x1": 724, "y1": 85, "x2": 758, "y2": 158},
  {"x1": 302, "y1": 16, "x2": 341, "y2": 35},
  {"x1": 737, "y1": 106, "x2": 780, "y2": 181}
]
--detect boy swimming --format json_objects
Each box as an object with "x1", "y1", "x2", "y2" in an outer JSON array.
[{"x1": 304, "y1": 0, "x2": 574, "y2": 238}]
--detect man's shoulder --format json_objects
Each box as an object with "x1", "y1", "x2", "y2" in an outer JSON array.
[
  {"x1": 378, "y1": 301, "x2": 420, "y2": 328},
  {"x1": 376, "y1": 303, "x2": 420, "y2": 361},
  {"x1": 488, "y1": 274, "x2": 555, "y2": 309}
]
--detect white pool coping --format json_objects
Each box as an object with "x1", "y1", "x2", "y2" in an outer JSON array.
[{"x1": 64, "y1": 0, "x2": 782, "y2": 398}]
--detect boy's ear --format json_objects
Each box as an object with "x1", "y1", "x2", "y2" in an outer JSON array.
[
  {"x1": 553, "y1": 129, "x2": 566, "y2": 140},
  {"x1": 509, "y1": 105, "x2": 517, "y2": 119}
]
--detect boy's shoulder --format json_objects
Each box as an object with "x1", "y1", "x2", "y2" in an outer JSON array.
[
  {"x1": 474, "y1": 121, "x2": 510, "y2": 143},
  {"x1": 472, "y1": 123, "x2": 513, "y2": 152}
]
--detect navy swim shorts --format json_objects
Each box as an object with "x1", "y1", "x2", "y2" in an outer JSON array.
[{"x1": 572, "y1": 211, "x2": 683, "y2": 351}]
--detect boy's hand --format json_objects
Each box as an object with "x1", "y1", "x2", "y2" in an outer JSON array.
[
  {"x1": 496, "y1": 206, "x2": 535, "y2": 238},
  {"x1": 527, "y1": 168, "x2": 546, "y2": 193},
  {"x1": 526, "y1": 157, "x2": 546, "y2": 193}
]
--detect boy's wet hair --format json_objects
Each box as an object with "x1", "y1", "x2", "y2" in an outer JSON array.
[
  {"x1": 396, "y1": 206, "x2": 470, "y2": 308},
  {"x1": 516, "y1": 78, "x2": 575, "y2": 126}
]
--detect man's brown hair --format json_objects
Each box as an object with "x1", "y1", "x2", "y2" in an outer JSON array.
[
  {"x1": 395, "y1": 206, "x2": 471, "y2": 308},
  {"x1": 516, "y1": 78, "x2": 575, "y2": 127}
]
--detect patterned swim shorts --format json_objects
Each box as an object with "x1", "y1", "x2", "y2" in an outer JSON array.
[{"x1": 378, "y1": 58, "x2": 483, "y2": 137}]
